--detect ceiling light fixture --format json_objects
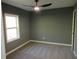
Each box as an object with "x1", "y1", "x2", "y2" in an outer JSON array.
[{"x1": 34, "y1": 6, "x2": 40, "y2": 11}]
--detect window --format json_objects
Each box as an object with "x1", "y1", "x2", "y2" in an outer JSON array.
[{"x1": 5, "y1": 13, "x2": 20, "y2": 43}]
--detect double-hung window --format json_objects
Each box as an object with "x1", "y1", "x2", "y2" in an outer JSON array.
[{"x1": 5, "y1": 13, "x2": 20, "y2": 43}]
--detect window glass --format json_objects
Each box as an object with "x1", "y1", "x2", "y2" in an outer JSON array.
[
  {"x1": 5, "y1": 16, "x2": 17, "y2": 28},
  {"x1": 6, "y1": 29, "x2": 17, "y2": 40}
]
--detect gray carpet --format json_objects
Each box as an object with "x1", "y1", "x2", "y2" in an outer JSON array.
[{"x1": 7, "y1": 42, "x2": 76, "y2": 59}]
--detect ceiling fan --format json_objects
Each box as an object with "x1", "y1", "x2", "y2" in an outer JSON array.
[{"x1": 23, "y1": 0, "x2": 52, "y2": 11}]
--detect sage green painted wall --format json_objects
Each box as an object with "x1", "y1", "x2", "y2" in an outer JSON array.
[
  {"x1": 31, "y1": 7, "x2": 73, "y2": 44},
  {"x1": 2, "y1": 3, "x2": 31, "y2": 52}
]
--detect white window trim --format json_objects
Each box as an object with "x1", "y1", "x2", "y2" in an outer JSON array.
[{"x1": 4, "y1": 13, "x2": 20, "y2": 43}]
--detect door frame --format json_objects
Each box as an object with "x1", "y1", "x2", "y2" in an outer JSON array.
[{"x1": 71, "y1": 9, "x2": 76, "y2": 51}]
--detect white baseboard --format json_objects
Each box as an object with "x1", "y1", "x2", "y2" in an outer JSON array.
[
  {"x1": 6, "y1": 40, "x2": 31, "y2": 56},
  {"x1": 6, "y1": 40, "x2": 72, "y2": 56},
  {"x1": 30, "y1": 40, "x2": 72, "y2": 46}
]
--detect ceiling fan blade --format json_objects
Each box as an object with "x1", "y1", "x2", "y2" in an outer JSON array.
[
  {"x1": 23, "y1": 5, "x2": 34, "y2": 7},
  {"x1": 40, "y1": 3, "x2": 52, "y2": 7}
]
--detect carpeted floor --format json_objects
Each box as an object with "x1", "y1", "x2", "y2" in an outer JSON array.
[{"x1": 7, "y1": 42, "x2": 76, "y2": 59}]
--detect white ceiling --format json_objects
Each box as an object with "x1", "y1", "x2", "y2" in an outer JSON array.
[{"x1": 2, "y1": 0, "x2": 76, "y2": 11}]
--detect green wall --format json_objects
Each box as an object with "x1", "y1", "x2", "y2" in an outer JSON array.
[
  {"x1": 31, "y1": 7, "x2": 73, "y2": 44},
  {"x1": 2, "y1": 3, "x2": 31, "y2": 52}
]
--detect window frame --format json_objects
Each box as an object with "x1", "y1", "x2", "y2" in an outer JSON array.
[{"x1": 4, "y1": 13, "x2": 20, "y2": 43}]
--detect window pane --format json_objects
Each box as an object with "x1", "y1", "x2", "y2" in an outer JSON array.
[
  {"x1": 5, "y1": 16, "x2": 17, "y2": 28},
  {"x1": 6, "y1": 29, "x2": 17, "y2": 40}
]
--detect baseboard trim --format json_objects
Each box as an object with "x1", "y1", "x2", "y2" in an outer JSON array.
[
  {"x1": 6, "y1": 40, "x2": 72, "y2": 56},
  {"x1": 31, "y1": 40, "x2": 72, "y2": 46},
  {"x1": 6, "y1": 40, "x2": 31, "y2": 56}
]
